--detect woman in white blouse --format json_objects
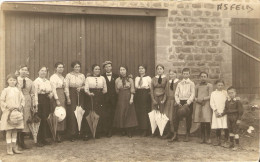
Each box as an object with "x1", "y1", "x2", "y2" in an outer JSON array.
[
  {"x1": 50, "y1": 62, "x2": 68, "y2": 143},
  {"x1": 33, "y1": 66, "x2": 53, "y2": 147},
  {"x1": 65, "y1": 61, "x2": 85, "y2": 142},
  {"x1": 134, "y1": 65, "x2": 152, "y2": 137},
  {"x1": 85, "y1": 64, "x2": 107, "y2": 139}
]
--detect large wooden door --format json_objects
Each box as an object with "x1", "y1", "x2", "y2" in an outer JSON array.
[
  {"x1": 5, "y1": 12, "x2": 155, "y2": 79},
  {"x1": 231, "y1": 18, "x2": 260, "y2": 94}
]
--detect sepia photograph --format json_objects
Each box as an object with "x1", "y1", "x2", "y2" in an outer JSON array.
[{"x1": 0, "y1": 0, "x2": 259, "y2": 161}]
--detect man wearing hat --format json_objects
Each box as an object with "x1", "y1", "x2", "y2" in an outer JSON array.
[{"x1": 102, "y1": 61, "x2": 119, "y2": 137}]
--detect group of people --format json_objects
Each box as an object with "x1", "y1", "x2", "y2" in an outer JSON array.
[{"x1": 0, "y1": 60, "x2": 244, "y2": 155}]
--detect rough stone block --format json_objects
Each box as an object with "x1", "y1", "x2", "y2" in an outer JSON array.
[
  {"x1": 194, "y1": 54, "x2": 203, "y2": 60},
  {"x1": 172, "y1": 34, "x2": 179, "y2": 39},
  {"x1": 172, "y1": 28, "x2": 181, "y2": 34},
  {"x1": 209, "y1": 74, "x2": 219, "y2": 79},
  {"x1": 182, "y1": 47, "x2": 191, "y2": 53},
  {"x1": 172, "y1": 41, "x2": 183, "y2": 46},
  {"x1": 192, "y1": 3, "x2": 201, "y2": 8},
  {"x1": 205, "y1": 54, "x2": 213, "y2": 60},
  {"x1": 204, "y1": 11, "x2": 211, "y2": 16},
  {"x1": 168, "y1": 23, "x2": 177, "y2": 27},
  {"x1": 193, "y1": 10, "x2": 203, "y2": 16},
  {"x1": 184, "y1": 41, "x2": 195, "y2": 46},
  {"x1": 210, "y1": 29, "x2": 219, "y2": 34},
  {"x1": 200, "y1": 18, "x2": 209, "y2": 22},
  {"x1": 211, "y1": 18, "x2": 222, "y2": 23},
  {"x1": 186, "y1": 55, "x2": 194, "y2": 60},
  {"x1": 208, "y1": 48, "x2": 217, "y2": 53},
  {"x1": 170, "y1": 10, "x2": 178, "y2": 15},
  {"x1": 152, "y1": 2, "x2": 162, "y2": 8},
  {"x1": 181, "y1": 10, "x2": 191, "y2": 16},
  {"x1": 197, "y1": 61, "x2": 206, "y2": 66},
  {"x1": 178, "y1": 53, "x2": 185, "y2": 60},
  {"x1": 215, "y1": 55, "x2": 223, "y2": 61},
  {"x1": 212, "y1": 12, "x2": 221, "y2": 17},
  {"x1": 197, "y1": 41, "x2": 210, "y2": 46},
  {"x1": 193, "y1": 29, "x2": 200, "y2": 34},
  {"x1": 182, "y1": 28, "x2": 191, "y2": 34},
  {"x1": 198, "y1": 35, "x2": 206, "y2": 39},
  {"x1": 204, "y1": 3, "x2": 215, "y2": 9},
  {"x1": 208, "y1": 62, "x2": 220, "y2": 66},
  {"x1": 200, "y1": 29, "x2": 208, "y2": 34}
]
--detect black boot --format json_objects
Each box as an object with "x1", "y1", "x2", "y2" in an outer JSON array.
[
  {"x1": 56, "y1": 133, "x2": 62, "y2": 143},
  {"x1": 168, "y1": 132, "x2": 178, "y2": 142},
  {"x1": 107, "y1": 130, "x2": 113, "y2": 138},
  {"x1": 229, "y1": 136, "x2": 234, "y2": 148},
  {"x1": 20, "y1": 133, "x2": 30, "y2": 149},
  {"x1": 127, "y1": 128, "x2": 133, "y2": 138},
  {"x1": 141, "y1": 130, "x2": 147, "y2": 137}
]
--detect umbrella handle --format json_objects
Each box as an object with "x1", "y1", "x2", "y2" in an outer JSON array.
[
  {"x1": 90, "y1": 96, "x2": 94, "y2": 111},
  {"x1": 77, "y1": 91, "x2": 80, "y2": 106}
]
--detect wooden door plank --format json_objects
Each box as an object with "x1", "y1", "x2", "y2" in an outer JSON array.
[
  {"x1": 62, "y1": 16, "x2": 68, "y2": 73},
  {"x1": 5, "y1": 13, "x2": 11, "y2": 75}
]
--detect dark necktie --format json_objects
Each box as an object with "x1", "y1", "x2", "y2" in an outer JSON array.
[
  {"x1": 139, "y1": 76, "x2": 143, "y2": 87},
  {"x1": 22, "y1": 78, "x2": 26, "y2": 89},
  {"x1": 158, "y1": 75, "x2": 162, "y2": 84},
  {"x1": 170, "y1": 79, "x2": 174, "y2": 90}
]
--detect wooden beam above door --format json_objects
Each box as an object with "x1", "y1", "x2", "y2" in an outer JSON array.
[{"x1": 1, "y1": 2, "x2": 168, "y2": 17}]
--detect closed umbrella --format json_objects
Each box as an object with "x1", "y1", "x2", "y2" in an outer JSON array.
[
  {"x1": 27, "y1": 112, "x2": 41, "y2": 143},
  {"x1": 86, "y1": 96, "x2": 99, "y2": 139},
  {"x1": 74, "y1": 92, "x2": 85, "y2": 134},
  {"x1": 148, "y1": 110, "x2": 158, "y2": 134},
  {"x1": 47, "y1": 113, "x2": 58, "y2": 141},
  {"x1": 155, "y1": 111, "x2": 169, "y2": 136}
]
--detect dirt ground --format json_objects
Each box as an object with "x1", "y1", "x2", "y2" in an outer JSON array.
[
  {"x1": 0, "y1": 100, "x2": 259, "y2": 162},
  {"x1": 0, "y1": 132, "x2": 259, "y2": 162}
]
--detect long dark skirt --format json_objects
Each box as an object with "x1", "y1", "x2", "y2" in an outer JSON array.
[
  {"x1": 134, "y1": 89, "x2": 151, "y2": 130},
  {"x1": 113, "y1": 89, "x2": 138, "y2": 128},
  {"x1": 51, "y1": 88, "x2": 66, "y2": 131},
  {"x1": 37, "y1": 94, "x2": 51, "y2": 143},
  {"x1": 85, "y1": 89, "x2": 105, "y2": 134},
  {"x1": 66, "y1": 87, "x2": 85, "y2": 137}
]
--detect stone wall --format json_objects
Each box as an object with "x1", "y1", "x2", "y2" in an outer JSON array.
[{"x1": 0, "y1": 0, "x2": 260, "y2": 91}]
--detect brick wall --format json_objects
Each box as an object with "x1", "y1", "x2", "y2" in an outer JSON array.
[{"x1": 0, "y1": 0, "x2": 259, "y2": 91}]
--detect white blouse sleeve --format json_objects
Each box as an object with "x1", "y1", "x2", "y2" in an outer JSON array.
[
  {"x1": 135, "y1": 77, "x2": 139, "y2": 89},
  {"x1": 64, "y1": 74, "x2": 70, "y2": 98},
  {"x1": 50, "y1": 76, "x2": 59, "y2": 100},
  {"x1": 210, "y1": 92, "x2": 217, "y2": 111},
  {"x1": 102, "y1": 76, "x2": 107, "y2": 94},
  {"x1": 84, "y1": 77, "x2": 90, "y2": 94}
]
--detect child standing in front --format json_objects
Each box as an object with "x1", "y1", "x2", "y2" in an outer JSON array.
[
  {"x1": 194, "y1": 72, "x2": 213, "y2": 144},
  {"x1": 0, "y1": 74, "x2": 25, "y2": 155},
  {"x1": 222, "y1": 86, "x2": 244, "y2": 150},
  {"x1": 173, "y1": 68, "x2": 195, "y2": 142},
  {"x1": 210, "y1": 80, "x2": 229, "y2": 147}
]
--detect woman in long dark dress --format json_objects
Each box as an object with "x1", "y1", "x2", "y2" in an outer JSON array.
[
  {"x1": 65, "y1": 61, "x2": 85, "y2": 142},
  {"x1": 150, "y1": 64, "x2": 167, "y2": 137},
  {"x1": 17, "y1": 65, "x2": 34, "y2": 149},
  {"x1": 50, "y1": 62, "x2": 67, "y2": 142},
  {"x1": 84, "y1": 64, "x2": 107, "y2": 138},
  {"x1": 134, "y1": 65, "x2": 152, "y2": 137},
  {"x1": 113, "y1": 66, "x2": 138, "y2": 138},
  {"x1": 33, "y1": 66, "x2": 53, "y2": 147},
  {"x1": 163, "y1": 70, "x2": 179, "y2": 140}
]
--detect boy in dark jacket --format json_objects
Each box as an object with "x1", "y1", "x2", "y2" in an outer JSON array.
[{"x1": 222, "y1": 86, "x2": 244, "y2": 150}]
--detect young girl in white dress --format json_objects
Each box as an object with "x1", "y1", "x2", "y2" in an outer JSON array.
[
  {"x1": 0, "y1": 74, "x2": 24, "y2": 155},
  {"x1": 210, "y1": 80, "x2": 229, "y2": 147}
]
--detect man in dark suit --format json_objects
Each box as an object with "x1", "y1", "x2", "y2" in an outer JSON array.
[{"x1": 102, "y1": 61, "x2": 119, "y2": 137}]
